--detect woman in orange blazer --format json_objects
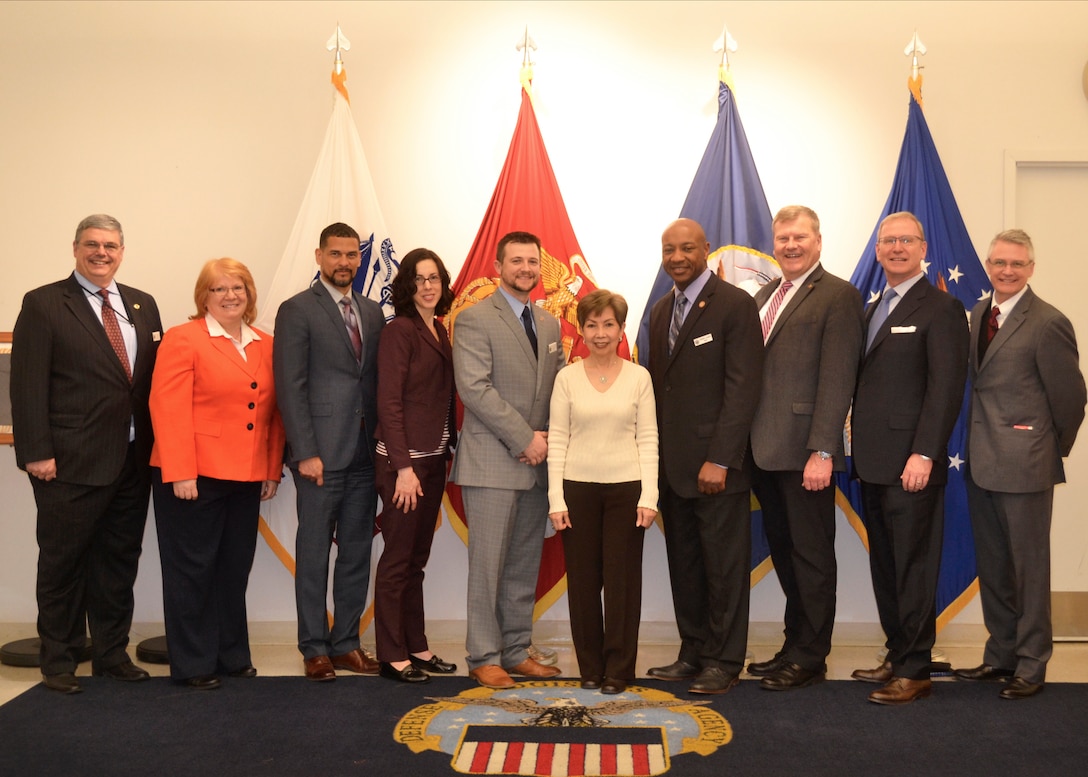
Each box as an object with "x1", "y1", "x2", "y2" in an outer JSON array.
[
  {"x1": 149, "y1": 258, "x2": 285, "y2": 689},
  {"x1": 372, "y1": 248, "x2": 458, "y2": 683}
]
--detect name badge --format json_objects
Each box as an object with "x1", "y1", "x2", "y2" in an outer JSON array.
[
  {"x1": 548, "y1": 341, "x2": 558, "y2": 354},
  {"x1": 890, "y1": 325, "x2": 917, "y2": 334},
  {"x1": 152, "y1": 331, "x2": 162, "y2": 341},
  {"x1": 693, "y1": 333, "x2": 713, "y2": 346}
]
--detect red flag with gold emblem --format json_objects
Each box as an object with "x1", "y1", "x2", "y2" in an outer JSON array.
[{"x1": 443, "y1": 85, "x2": 626, "y2": 616}]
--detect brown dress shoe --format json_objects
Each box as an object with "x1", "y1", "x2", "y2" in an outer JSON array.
[
  {"x1": 868, "y1": 677, "x2": 932, "y2": 705},
  {"x1": 330, "y1": 648, "x2": 380, "y2": 675},
  {"x1": 304, "y1": 655, "x2": 336, "y2": 682},
  {"x1": 851, "y1": 661, "x2": 894, "y2": 684},
  {"x1": 470, "y1": 664, "x2": 515, "y2": 689},
  {"x1": 505, "y1": 658, "x2": 561, "y2": 678}
]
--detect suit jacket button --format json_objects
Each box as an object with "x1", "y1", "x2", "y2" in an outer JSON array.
[
  {"x1": 248, "y1": 402, "x2": 255, "y2": 409},
  {"x1": 247, "y1": 423, "x2": 254, "y2": 431},
  {"x1": 251, "y1": 382, "x2": 258, "y2": 389}
]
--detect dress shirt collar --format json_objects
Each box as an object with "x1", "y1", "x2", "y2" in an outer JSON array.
[
  {"x1": 205, "y1": 314, "x2": 260, "y2": 347},
  {"x1": 73, "y1": 269, "x2": 121, "y2": 300},
  {"x1": 673, "y1": 266, "x2": 714, "y2": 306},
  {"x1": 319, "y1": 276, "x2": 354, "y2": 304},
  {"x1": 497, "y1": 285, "x2": 534, "y2": 322},
  {"x1": 992, "y1": 285, "x2": 1029, "y2": 327}
]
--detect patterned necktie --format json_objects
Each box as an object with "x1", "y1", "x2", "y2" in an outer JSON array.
[
  {"x1": 99, "y1": 289, "x2": 132, "y2": 382},
  {"x1": 521, "y1": 305, "x2": 538, "y2": 356},
  {"x1": 668, "y1": 293, "x2": 688, "y2": 355},
  {"x1": 987, "y1": 305, "x2": 1000, "y2": 343},
  {"x1": 341, "y1": 298, "x2": 362, "y2": 362},
  {"x1": 760, "y1": 280, "x2": 794, "y2": 341},
  {"x1": 866, "y1": 288, "x2": 897, "y2": 352}
]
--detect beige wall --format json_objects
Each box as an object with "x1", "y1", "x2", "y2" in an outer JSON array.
[{"x1": 2, "y1": 1, "x2": 1087, "y2": 625}]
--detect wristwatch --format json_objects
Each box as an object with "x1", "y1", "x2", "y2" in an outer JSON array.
[{"x1": 816, "y1": 450, "x2": 833, "y2": 461}]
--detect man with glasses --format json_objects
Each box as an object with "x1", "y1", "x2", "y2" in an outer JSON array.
[
  {"x1": 849, "y1": 212, "x2": 968, "y2": 704},
  {"x1": 273, "y1": 222, "x2": 385, "y2": 681},
  {"x1": 953, "y1": 229, "x2": 1086, "y2": 700},
  {"x1": 11, "y1": 214, "x2": 163, "y2": 693}
]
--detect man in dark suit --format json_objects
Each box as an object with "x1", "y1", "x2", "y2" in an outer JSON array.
[
  {"x1": 11, "y1": 214, "x2": 162, "y2": 694},
  {"x1": 645, "y1": 218, "x2": 764, "y2": 695},
  {"x1": 748, "y1": 205, "x2": 864, "y2": 691},
  {"x1": 955, "y1": 228, "x2": 1086, "y2": 700},
  {"x1": 450, "y1": 231, "x2": 565, "y2": 690},
  {"x1": 273, "y1": 222, "x2": 386, "y2": 681},
  {"x1": 849, "y1": 212, "x2": 969, "y2": 704}
]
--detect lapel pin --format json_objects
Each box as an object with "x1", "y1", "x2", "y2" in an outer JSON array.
[
  {"x1": 698, "y1": 300, "x2": 706, "y2": 309},
  {"x1": 133, "y1": 303, "x2": 141, "y2": 310}
]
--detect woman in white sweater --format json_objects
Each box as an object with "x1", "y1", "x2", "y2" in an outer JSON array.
[{"x1": 548, "y1": 290, "x2": 659, "y2": 695}]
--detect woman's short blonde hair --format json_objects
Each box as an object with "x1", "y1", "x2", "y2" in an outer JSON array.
[{"x1": 192, "y1": 258, "x2": 258, "y2": 324}]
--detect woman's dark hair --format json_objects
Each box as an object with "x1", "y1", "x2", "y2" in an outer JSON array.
[{"x1": 390, "y1": 248, "x2": 454, "y2": 317}]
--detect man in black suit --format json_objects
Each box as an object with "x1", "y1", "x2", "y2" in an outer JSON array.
[
  {"x1": 273, "y1": 222, "x2": 385, "y2": 681},
  {"x1": 646, "y1": 218, "x2": 764, "y2": 695},
  {"x1": 11, "y1": 214, "x2": 162, "y2": 694},
  {"x1": 748, "y1": 205, "x2": 864, "y2": 691},
  {"x1": 849, "y1": 212, "x2": 968, "y2": 704}
]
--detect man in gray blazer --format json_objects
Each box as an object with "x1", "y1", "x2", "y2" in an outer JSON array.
[
  {"x1": 12, "y1": 214, "x2": 162, "y2": 694},
  {"x1": 748, "y1": 205, "x2": 864, "y2": 691},
  {"x1": 850, "y1": 212, "x2": 969, "y2": 705},
  {"x1": 273, "y1": 222, "x2": 386, "y2": 681},
  {"x1": 450, "y1": 231, "x2": 565, "y2": 689},
  {"x1": 955, "y1": 228, "x2": 1086, "y2": 699}
]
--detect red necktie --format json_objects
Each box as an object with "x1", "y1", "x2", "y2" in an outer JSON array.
[
  {"x1": 761, "y1": 280, "x2": 793, "y2": 341},
  {"x1": 99, "y1": 289, "x2": 132, "y2": 382},
  {"x1": 987, "y1": 305, "x2": 1000, "y2": 343}
]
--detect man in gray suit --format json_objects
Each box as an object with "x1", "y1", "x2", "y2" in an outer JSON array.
[
  {"x1": 273, "y1": 222, "x2": 386, "y2": 682},
  {"x1": 450, "y1": 231, "x2": 565, "y2": 689},
  {"x1": 955, "y1": 228, "x2": 1086, "y2": 699},
  {"x1": 748, "y1": 205, "x2": 864, "y2": 691}
]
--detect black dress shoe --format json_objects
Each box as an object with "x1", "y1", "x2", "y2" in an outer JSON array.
[
  {"x1": 580, "y1": 676, "x2": 602, "y2": 690},
  {"x1": 647, "y1": 660, "x2": 700, "y2": 681},
  {"x1": 185, "y1": 675, "x2": 221, "y2": 690},
  {"x1": 42, "y1": 673, "x2": 82, "y2": 694},
  {"x1": 999, "y1": 676, "x2": 1043, "y2": 700},
  {"x1": 689, "y1": 667, "x2": 740, "y2": 695},
  {"x1": 747, "y1": 652, "x2": 787, "y2": 677},
  {"x1": 953, "y1": 663, "x2": 1015, "y2": 682},
  {"x1": 601, "y1": 677, "x2": 627, "y2": 695},
  {"x1": 228, "y1": 665, "x2": 258, "y2": 678},
  {"x1": 760, "y1": 662, "x2": 825, "y2": 691},
  {"x1": 94, "y1": 660, "x2": 150, "y2": 682},
  {"x1": 410, "y1": 654, "x2": 457, "y2": 674},
  {"x1": 380, "y1": 662, "x2": 430, "y2": 684}
]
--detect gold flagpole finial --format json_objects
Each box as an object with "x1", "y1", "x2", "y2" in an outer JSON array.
[
  {"x1": 327, "y1": 23, "x2": 352, "y2": 103},
  {"x1": 713, "y1": 24, "x2": 738, "y2": 92},
  {"x1": 517, "y1": 26, "x2": 537, "y2": 96},
  {"x1": 904, "y1": 30, "x2": 926, "y2": 108}
]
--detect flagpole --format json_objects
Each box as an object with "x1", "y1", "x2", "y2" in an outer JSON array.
[{"x1": 904, "y1": 30, "x2": 926, "y2": 108}]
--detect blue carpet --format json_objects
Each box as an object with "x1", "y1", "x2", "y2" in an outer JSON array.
[{"x1": 1, "y1": 676, "x2": 1086, "y2": 776}]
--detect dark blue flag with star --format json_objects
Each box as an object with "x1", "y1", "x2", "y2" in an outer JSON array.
[
  {"x1": 634, "y1": 78, "x2": 780, "y2": 582},
  {"x1": 837, "y1": 90, "x2": 991, "y2": 626}
]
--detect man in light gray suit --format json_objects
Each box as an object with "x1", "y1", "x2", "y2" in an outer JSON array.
[
  {"x1": 451, "y1": 231, "x2": 565, "y2": 689},
  {"x1": 956, "y1": 228, "x2": 1086, "y2": 699},
  {"x1": 748, "y1": 205, "x2": 864, "y2": 691},
  {"x1": 273, "y1": 222, "x2": 386, "y2": 682}
]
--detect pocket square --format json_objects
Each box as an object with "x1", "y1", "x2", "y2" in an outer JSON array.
[{"x1": 890, "y1": 325, "x2": 917, "y2": 334}]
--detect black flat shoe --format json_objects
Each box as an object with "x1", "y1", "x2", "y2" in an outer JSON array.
[
  {"x1": 228, "y1": 665, "x2": 258, "y2": 678},
  {"x1": 601, "y1": 677, "x2": 627, "y2": 695},
  {"x1": 409, "y1": 654, "x2": 457, "y2": 674},
  {"x1": 380, "y1": 662, "x2": 430, "y2": 684},
  {"x1": 185, "y1": 674, "x2": 221, "y2": 690}
]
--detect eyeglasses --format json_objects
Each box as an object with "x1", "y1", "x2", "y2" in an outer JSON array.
[
  {"x1": 209, "y1": 285, "x2": 247, "y2": 296},
  {"x1": 986, "y1": 259, "x2": 1034, "y2": 271},
  {"x1": 876, "y1": 236, "x2": 923, "y2": 247},
  {"x1": 79, "y1": 241, "x2": 122, "y2": 254},
  {"x1": 415, "y1": 275, "x2": 442, "y2": 288}
]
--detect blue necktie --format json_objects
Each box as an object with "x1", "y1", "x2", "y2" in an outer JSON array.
[
  {"x1": 521, "y1": 305, "x2": 538, "y2": 356},
  {"x1": 866, "y1": 289, "x2": 896, "y2": 352}
]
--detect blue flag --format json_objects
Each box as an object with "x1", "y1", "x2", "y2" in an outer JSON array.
[
  {"x1": 635, "y1": 79, "x2": 779, "y2": 580},
  {"x1": 837, "y1": 91, "x2": 990, "y2": 627}
]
